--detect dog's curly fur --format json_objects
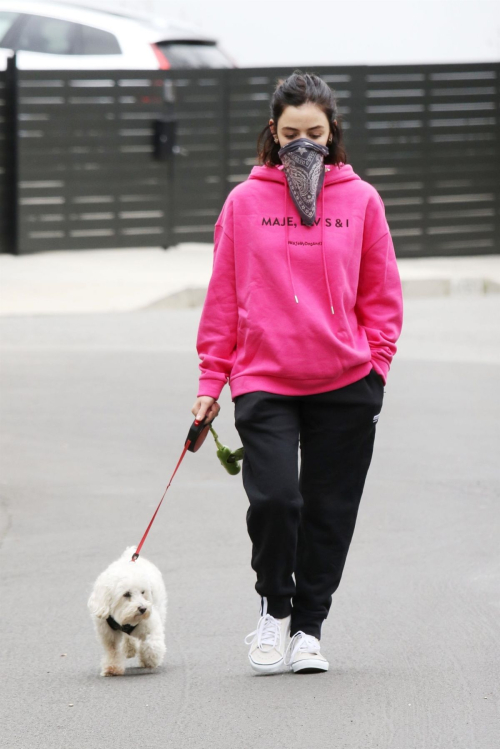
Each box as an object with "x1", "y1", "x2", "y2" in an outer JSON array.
[{"x1": 88, "y1": 546, "x2": 167, "y2": 676}]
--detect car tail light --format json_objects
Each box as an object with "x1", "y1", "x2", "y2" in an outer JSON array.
[{"x1": 150, "y1": 44, "x2": 170, "y2": 69}]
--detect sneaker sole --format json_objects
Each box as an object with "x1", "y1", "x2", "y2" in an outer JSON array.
[
  {"x1": 291, "y1": 659, "x2": 329, "y2": 674},
  {"x1": 248, "y1": 655, "x2": 285, "y2": 675}
]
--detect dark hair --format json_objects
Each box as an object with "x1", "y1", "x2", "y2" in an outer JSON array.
[{"x1": 256, "y1": 69, "x2": 347, "y2": 167}]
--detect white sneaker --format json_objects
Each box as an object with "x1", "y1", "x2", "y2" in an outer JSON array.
[
  {"x1": 244, "y1": 597, "x2": 291, "y2": 675},
  {"x1": 284, "y1": 631, "x2": 329, "y2": 674}
]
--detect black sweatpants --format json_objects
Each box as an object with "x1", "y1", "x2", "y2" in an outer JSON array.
[{"x1": 233, "y1": 367, "x2": 385, "y2": 640}]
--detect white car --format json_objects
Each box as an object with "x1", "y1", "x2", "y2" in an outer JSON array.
[{"x1": 0, "y1": 1, "x2": 236, "y2": 69}]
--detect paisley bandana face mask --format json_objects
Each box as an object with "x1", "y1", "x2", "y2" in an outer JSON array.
[{"x1": 278, "y1": 137, "x2": 330, "y2": 226}]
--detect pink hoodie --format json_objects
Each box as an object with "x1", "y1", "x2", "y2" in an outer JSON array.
[{"x1": 196, "y1": 162, "x2": 403, "y2": 401}]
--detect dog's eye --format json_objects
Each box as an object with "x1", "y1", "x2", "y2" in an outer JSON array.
[
  {"x1": 141, "y1": 591, "x2": 145, "y2": 595},
  {"x1": 123, "y1": 592, "x2": 132, "y2": 598}
]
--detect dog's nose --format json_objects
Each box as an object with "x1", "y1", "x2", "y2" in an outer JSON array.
[{"x1": 138, "y1": 607, "x2": 147, "y2": 614}]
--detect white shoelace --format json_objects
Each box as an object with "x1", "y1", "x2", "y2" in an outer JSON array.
[
  {"x1": 283, "y1": 631, "x2": 321, "y2": 666},
  {"x1": 244, "y1": 612, "x2": 283, "y2": 651}
]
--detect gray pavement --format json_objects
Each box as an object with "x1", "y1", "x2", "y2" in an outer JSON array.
[{"x1": 1, "y1": 292, "x2": 499, "y2": 747}]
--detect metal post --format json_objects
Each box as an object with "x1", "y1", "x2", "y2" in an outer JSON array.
[{"x1": 4, "y1": 53, "x2": 18, "y2": 254}]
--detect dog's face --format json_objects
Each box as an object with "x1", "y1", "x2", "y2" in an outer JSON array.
[
  {"x1": 88, "y1": 561, "x2": 154, "y2": 626},
  {"x1": 110, "y1": 576, "x2": 153, "y2": 626}
]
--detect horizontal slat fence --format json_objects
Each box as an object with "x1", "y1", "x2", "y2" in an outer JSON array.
[
  {"x1": 6, "y1": 65, "x2": 174, "y2": 253},
  {"x1": 0, "y1": 61, "x2": 498, "y2": 256},
  {"x1": 161, "y1": 71, "x2": 229, "y2": 242},
  {"x1": 168, "y1": 63, "x2": 500, "y2": 257}
]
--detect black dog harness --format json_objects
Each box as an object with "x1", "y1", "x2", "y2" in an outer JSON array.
[{"x1": 106, "y1": 616, "x2": 137, "y2": 635}]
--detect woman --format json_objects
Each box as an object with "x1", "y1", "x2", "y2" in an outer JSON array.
[{"x1": 191, "y1": 71, "x2": 403, "y2": 675}]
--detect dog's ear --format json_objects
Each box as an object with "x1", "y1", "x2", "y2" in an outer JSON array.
[{"x1": 87, "y1": 579, "x2": 112, "y2": 619}]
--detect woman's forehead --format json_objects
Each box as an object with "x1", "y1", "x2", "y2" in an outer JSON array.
[{"x1": 279, "y1": 104, "x2": 329, "y2": 127}]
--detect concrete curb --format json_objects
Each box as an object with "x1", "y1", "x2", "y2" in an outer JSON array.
[
  {"x1": 142, "y1": 287, "x2": 209, "y2": 310},
  {"x1": 401, "y1": 276, "x2": 500, "y2": 299},
  {"x1": 141, "y1": 275, "x2": 500, "y2": 312},
  {"x1": 1, "y1": 245, "x2": 499, "y2": 316}
]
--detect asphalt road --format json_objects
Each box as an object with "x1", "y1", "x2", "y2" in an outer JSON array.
[{"x1": 0, "y1": 295, "x2": 499, "y2": 749}]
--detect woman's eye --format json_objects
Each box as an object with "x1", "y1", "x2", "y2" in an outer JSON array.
[
  {"x1": 286, "y1": 134, "x2": 320, "y2": 139},
  {"x1": 123, "y1": 592, "x2": 131, "y2": 598}
]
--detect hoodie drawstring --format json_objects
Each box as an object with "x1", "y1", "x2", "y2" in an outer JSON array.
[
  {"x1": 284, "y1": 187, "x2": 299, "y2": 305},
  {"x1": 321, "y1": 186, "x2": 335, "y2": 315},
  {"x1": 283, "y1": 169, "x2": 334, "y2": 315}
]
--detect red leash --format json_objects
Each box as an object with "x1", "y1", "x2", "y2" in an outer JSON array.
[{"x1": 131, "y1": 416, "x2": 213, "y2": 562}]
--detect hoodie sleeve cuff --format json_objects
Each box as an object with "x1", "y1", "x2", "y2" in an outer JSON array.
[{"x1": 197, "y1": 377, "x2": 226, "y2": 400}]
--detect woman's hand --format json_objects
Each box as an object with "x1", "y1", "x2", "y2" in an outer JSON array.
[{"x1": 191, "y1": 396, "x2": 221, "y2": 424}]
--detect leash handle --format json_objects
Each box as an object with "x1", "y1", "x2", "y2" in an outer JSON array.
[{"x1": 186, "y1": 413, "x2": 217, "y2": 453}]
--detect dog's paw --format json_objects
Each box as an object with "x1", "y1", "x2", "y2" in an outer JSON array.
[
  {"x1": 139, "y1": 641, "x2": 166, "y2": 669},
  {"x1": 139, "y1": 657, "x2": 161, "y2": 669},
  {"x1": 101, "y1": 665, "x2": 125, "y2": 677},
  {"x1": 139, "y1": 652, "x2": 163, "y2": 669}
]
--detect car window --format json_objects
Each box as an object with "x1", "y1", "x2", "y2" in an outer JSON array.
[
  {"x1": 80, "y1": 25, "x2": 121, "y2": 55},
  {"x1": 156, "y1": 42, "x2": 232, "y2": 69},
  {"x1": 16, "y1": 15, "x2": 79, "y2": 55},
  {"x1": 0, "y1": 11, "x2": 20, "y2": 43}
]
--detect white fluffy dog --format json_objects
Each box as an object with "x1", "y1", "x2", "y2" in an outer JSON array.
[{"x1": 88, "y1": 546, "x2": 167, "y2": 676}]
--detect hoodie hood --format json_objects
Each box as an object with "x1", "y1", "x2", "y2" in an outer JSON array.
[{"x1": 248, "y1": 163, "x2": 361, "y2": 314}]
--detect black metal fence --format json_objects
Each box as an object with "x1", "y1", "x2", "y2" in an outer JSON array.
[{"x1": 1, "y1": 59, "x2": 498, "y2": 257}]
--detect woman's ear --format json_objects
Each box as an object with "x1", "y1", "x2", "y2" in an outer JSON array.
[{"x1": 87, "y1": 580, "x2": 111, "y2": 619}]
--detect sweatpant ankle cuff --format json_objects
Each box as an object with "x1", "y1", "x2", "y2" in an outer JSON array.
[
  {"x1": 264, "y1": 596, "x2": 292, "y2": 619},
  {"x1": 290, "y1": 620, "x2": 322, "y2": 639}
]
